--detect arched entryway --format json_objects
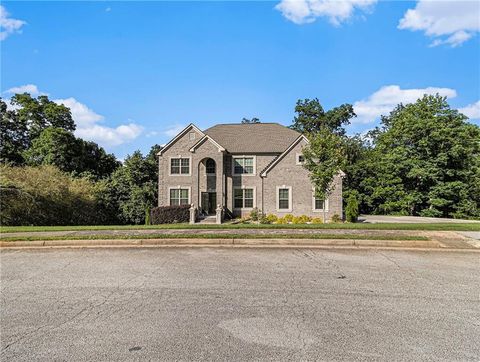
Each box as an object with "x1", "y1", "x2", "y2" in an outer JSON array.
[{"x1": 199, "y1": 158, "x2": 217, "y2": 215}]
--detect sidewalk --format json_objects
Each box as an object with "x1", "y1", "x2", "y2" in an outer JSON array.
[{"x1": 1, "y1": 235, "x2": 478, "y2": 250}]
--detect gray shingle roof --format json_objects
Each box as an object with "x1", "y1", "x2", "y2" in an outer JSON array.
[{"x1": 203, "y1": 123, "x2": 301, "y2": 153}]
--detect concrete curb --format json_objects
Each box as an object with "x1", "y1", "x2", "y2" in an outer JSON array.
[{"x1": 0, "y1": 237, "x2": 457, "y2": 249}]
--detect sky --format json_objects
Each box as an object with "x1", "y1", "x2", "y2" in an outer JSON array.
[{"x1": 1, "y1": 0, "x2": 479, "y2": 159}]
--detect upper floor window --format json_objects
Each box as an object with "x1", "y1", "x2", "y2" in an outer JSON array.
[
  {"x1": 233, "y1": 156, "x2": 254, "y2": 175},
  {"x1": 296, "y1": 153, "x2": 305, "y2": 165},
  {"x1": 171, "y1": 157, "x2": 190, "y2": 175},
  {"x1": 206, "y1": 158, "x2": 216, "y2": 174}
]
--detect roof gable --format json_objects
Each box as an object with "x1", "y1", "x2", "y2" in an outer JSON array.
[
  {"x1": 157, "y1": 124, "x2": 204, "y2": 156},
  {"x1": 189, "y1": 135, "x2": 225, "y2": 153},
  {"x1": 260, "y1": 135, "x2": 309, "y2": 177}
]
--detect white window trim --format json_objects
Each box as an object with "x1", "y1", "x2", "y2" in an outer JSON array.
[
  {"x1": 168, "y1": 186, "x2": 192, "y2": 206},
  {"x1": 296, "y1": 153, "x2": 305, "y2": 165},
  {"x1": 276, "y1": 185, "x2": 292, "y2": 212},
  {"x1": 168, "y1": 156, "x2": 192, "y2": 176},
  {"x1": 312, "y1": 189, "x2": 329, "y2": 212},
  {"x1": 233, "y1": 186, "x2": 256, "y2": 210},
  {"x1": 232, "y1": 155, "x2": 256, "y2": 176}
]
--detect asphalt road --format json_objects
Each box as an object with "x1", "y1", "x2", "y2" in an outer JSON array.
[{"x1": 1, "y1": 248, "x2": 479, "y2": 361}]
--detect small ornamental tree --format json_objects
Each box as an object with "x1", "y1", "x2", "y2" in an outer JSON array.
[
  {"x1": 302, "y1": 129, "x2": 347, "y2": 221},
  {"x1": 345, "y1": 193, "x2": 359, "y2": 223}
]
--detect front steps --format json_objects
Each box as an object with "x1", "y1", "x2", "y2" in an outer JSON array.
[{"x1": 197, "y1": 215, "x2": 217, "y2": 224}]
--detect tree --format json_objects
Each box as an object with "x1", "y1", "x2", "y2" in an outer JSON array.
[
  {"x1": 362, "y1": 94, "x2": 480, "y2": 218},
  {"x1": 23, "y1": 127, "x2": 120, "y2": 179},
  {"x1": 0, "y1": 98, "x2": 29, "y2": 165},
  {"x1": 105, "y1": 145, "x2": 160, "y2": 224},
  {"x1": 290, "y1": 98, "x2": 356, "y2": 136},
  {"x1": 345, "y1": 192, "x2": 359, "y2": 222},
  {"x1": 1, "y1": 94, "x2": 76, "y2": 165},
  {"x1": 241, "y1": 117, "x2": 260, "y2": 124},
  {"x1": 10, "y1": 93, "x2": 75, "y2": 141},
  {"x1": 302, "y1": 129, "x2": 347, "y2": 221}
]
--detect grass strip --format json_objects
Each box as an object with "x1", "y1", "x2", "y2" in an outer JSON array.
[
  {"x1": 0, "y1": 233, "x2": 429, "y2": 242},
  {"x1": 0, "y1": 222, "x2": 478, "y2": 233}
]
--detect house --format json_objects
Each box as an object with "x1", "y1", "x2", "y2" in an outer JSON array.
[{"x1": 157, "y1": 123, "x2": 343, "y2": 222}]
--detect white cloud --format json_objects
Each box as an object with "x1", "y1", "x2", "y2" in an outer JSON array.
[
  {"x1": 53, "y1": 97, "x2": 104, "y2": 127},
  {"x1": 353, "y1": 85, "x2": 457, "y2": 123},
  {"x1": 105, "y1": 7, "x2": 112, "y2": 12},
  {"x1": 275, "y1": 0, "x2": 376, "y2": 25},
  {"x1": 0, "y1": 5, "x2": 26, "y2": 41},
  {"x1": 53, "y1": 98, "x2": 143, "y2": 147},
  {"x1": 75, "y1": 124, "x2": 143, "y2": 147},
  {"x1": 164, "y1": 124, "x2": 186, "y2": 138},
  {"x1": 4, "y1": 84, "x2": 40, "y2": 96},
  {"x1": 459, "y1": 100, "x2": 480, "y2": 120},
  {"x1": 398, "y1": 0, "x2": 480, "y2": 47}
]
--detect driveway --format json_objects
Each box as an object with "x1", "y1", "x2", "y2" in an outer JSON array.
[
  {"x1": 1, "y1": 248, "x2": 479, "y2": 361},
  {"x1": 359, "y1": 214, "x2": 480, "y2": 223}
]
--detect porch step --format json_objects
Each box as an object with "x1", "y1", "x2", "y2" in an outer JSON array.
[{"x1": 198, "y1": 216, "x2": 217, "y2": 224}]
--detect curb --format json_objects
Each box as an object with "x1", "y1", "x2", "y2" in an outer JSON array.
[{"x1": 0, "y1": 237, "x2": 458, "y2": 249}]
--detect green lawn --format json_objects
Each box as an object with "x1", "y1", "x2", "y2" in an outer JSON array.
[
  {"x1": 0, "y1": 233, "x2": 429, "y2": 242},
  {"x1": 1, "y1": 222, "x2": 479, "y2": 233}
]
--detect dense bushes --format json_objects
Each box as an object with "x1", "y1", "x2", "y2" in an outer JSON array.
[
  {"x1": 150, "y1": 205, "x2": 190, "y2": 224},
  {"x1": 0, "y1": 165, "x2": 113, "y2": 225},
  {"x1": 345, "y1": 193, "x2": 359, "y2": 223}
]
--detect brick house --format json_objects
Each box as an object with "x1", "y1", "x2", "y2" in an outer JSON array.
[{"x1": 157, "y1": 123, "x2": 343, "y2": 222}]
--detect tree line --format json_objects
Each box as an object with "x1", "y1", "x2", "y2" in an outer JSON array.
[{"x1": 1, "y1": 92, "x2": 479, "y2": 225}]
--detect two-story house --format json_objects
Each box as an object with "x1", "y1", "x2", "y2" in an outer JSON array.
[{"x1": 157, "y1": 123, "x2": 343, "y2": 222}]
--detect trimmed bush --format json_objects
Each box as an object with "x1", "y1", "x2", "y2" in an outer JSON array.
[
  {"x1": 283, "y1": 214, "x2": 294, "y2": 223},
  {"x1": 264, "y1": 214, "x2": 278, "y2": 224},
  {"x1": 150, "y1": 205, "x2": 190, "y2": 224},
  {"x1": 311, "y1": 217, "x2": 323, "y2": 224},
  {"x1": 345, "y1": 193, "x2": 360, "y2": 223},
  {"x1": 292, "y1": 215, "x2": 312, "y2": 224},
  {"x1": 249, "y1": 208, "x2": 261, "y2": 221},
  {"x1": 330, "y1": 214, "x2": 342, "y2": 223}
]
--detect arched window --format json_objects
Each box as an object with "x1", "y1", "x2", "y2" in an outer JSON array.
[{"x1": 206, "y1": 158, "x2": 216, "y2": 174}]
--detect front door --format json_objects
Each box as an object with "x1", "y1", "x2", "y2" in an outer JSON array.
[{"x1": 201, "y1": 192, "x2": 216, "y2": 215}]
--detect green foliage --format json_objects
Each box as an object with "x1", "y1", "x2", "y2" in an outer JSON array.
[
  {"x1": 290, "y1": 98, "x2": 356, "y2": 136},
  {"x1": 145, "y1": 207, "x2": 151, "y2": 225},
  {"x1": 303, "y1": 129, "x2": 347, "y2": 200},
  {"x1": 330, "y1": 214, "x2": 343, "y2": 223},
  {"x1": 292, "y1": 215, "x2": 312, "y2": 224},
  {"x1": 105, "y1": 146, "x2": 160, "y2": 224},
  {"x1": 241, "y1": 117, "x2": 260, "y2": 124},
  {"x1": 359, "y1": 95, "x2": 480, "y2": 219},
  {"x1": 311, "y1": 217, "x2": 323, "y2": 224},
  {"x1": 0, "y1": 165, "x2": 110, "y2": 226},
  {"x1": 345, "y1": 193, "x2": 359, "y2": 222}
]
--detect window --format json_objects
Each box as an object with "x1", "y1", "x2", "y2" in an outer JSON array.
[
  {"x1": 170, "y1": 188, "x2": 189, "y2": 206},
  {"x1": 233, "y1": 157, "x2": 254, "y2": 175},
  {"x1": 170, "y1": 158, "x2": 190, "y2": 175},
  {"x1": 234, "y1": 188, "x2": 254, "y2": 208},
  {"x1": 206, "y1": 158, "x2": 216, "y2": 174},
  {"x1": 312, "y1": 190, "x2": 329, "y2": 211},
  {"x1": 278, "y1": 188, "x2": 290, "y2": 210},
  {"x1": 189, "y1": 132, "x2": 196, "y2": 141},
  {"x1": 296, "y1": 153, "x2": 305, "y2": 165}
]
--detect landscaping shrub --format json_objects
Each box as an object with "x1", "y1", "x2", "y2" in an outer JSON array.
[
  {"x1": 283, "y1": 214, "x2": 294, "y2": 223},
  {"x1": 276, "y1": 217, "x2": 288, "y2": 224},
  {"x1": 330, "y1": 214, "x2": 342, "y2": 223},
  {"x1": 150, "y1": 205, "x2": 190, "y2": 224},
  {"x1": 265, "y1": 214, "x2": 278, "y2": 224},
  {"x1": 311, "y1": 217, "x2": 323, "y2": 224},
  {"x1": 292, "y1": 215, "x2": 312, "y2": 224},
  {"x1": 249, "y1": 208, "x2": 260, "y2": 221},
  {"x1": 345, "y1": 193, "x2": 360, "y2": 223}
]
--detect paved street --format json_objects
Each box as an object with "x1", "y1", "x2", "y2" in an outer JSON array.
[{"x1": 1, "y1": 248, "x2": 479, "y2": 361}]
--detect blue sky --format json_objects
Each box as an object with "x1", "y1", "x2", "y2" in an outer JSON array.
[{"x1": 2, "y1": 1, "x2": 479, "y2": 159}]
